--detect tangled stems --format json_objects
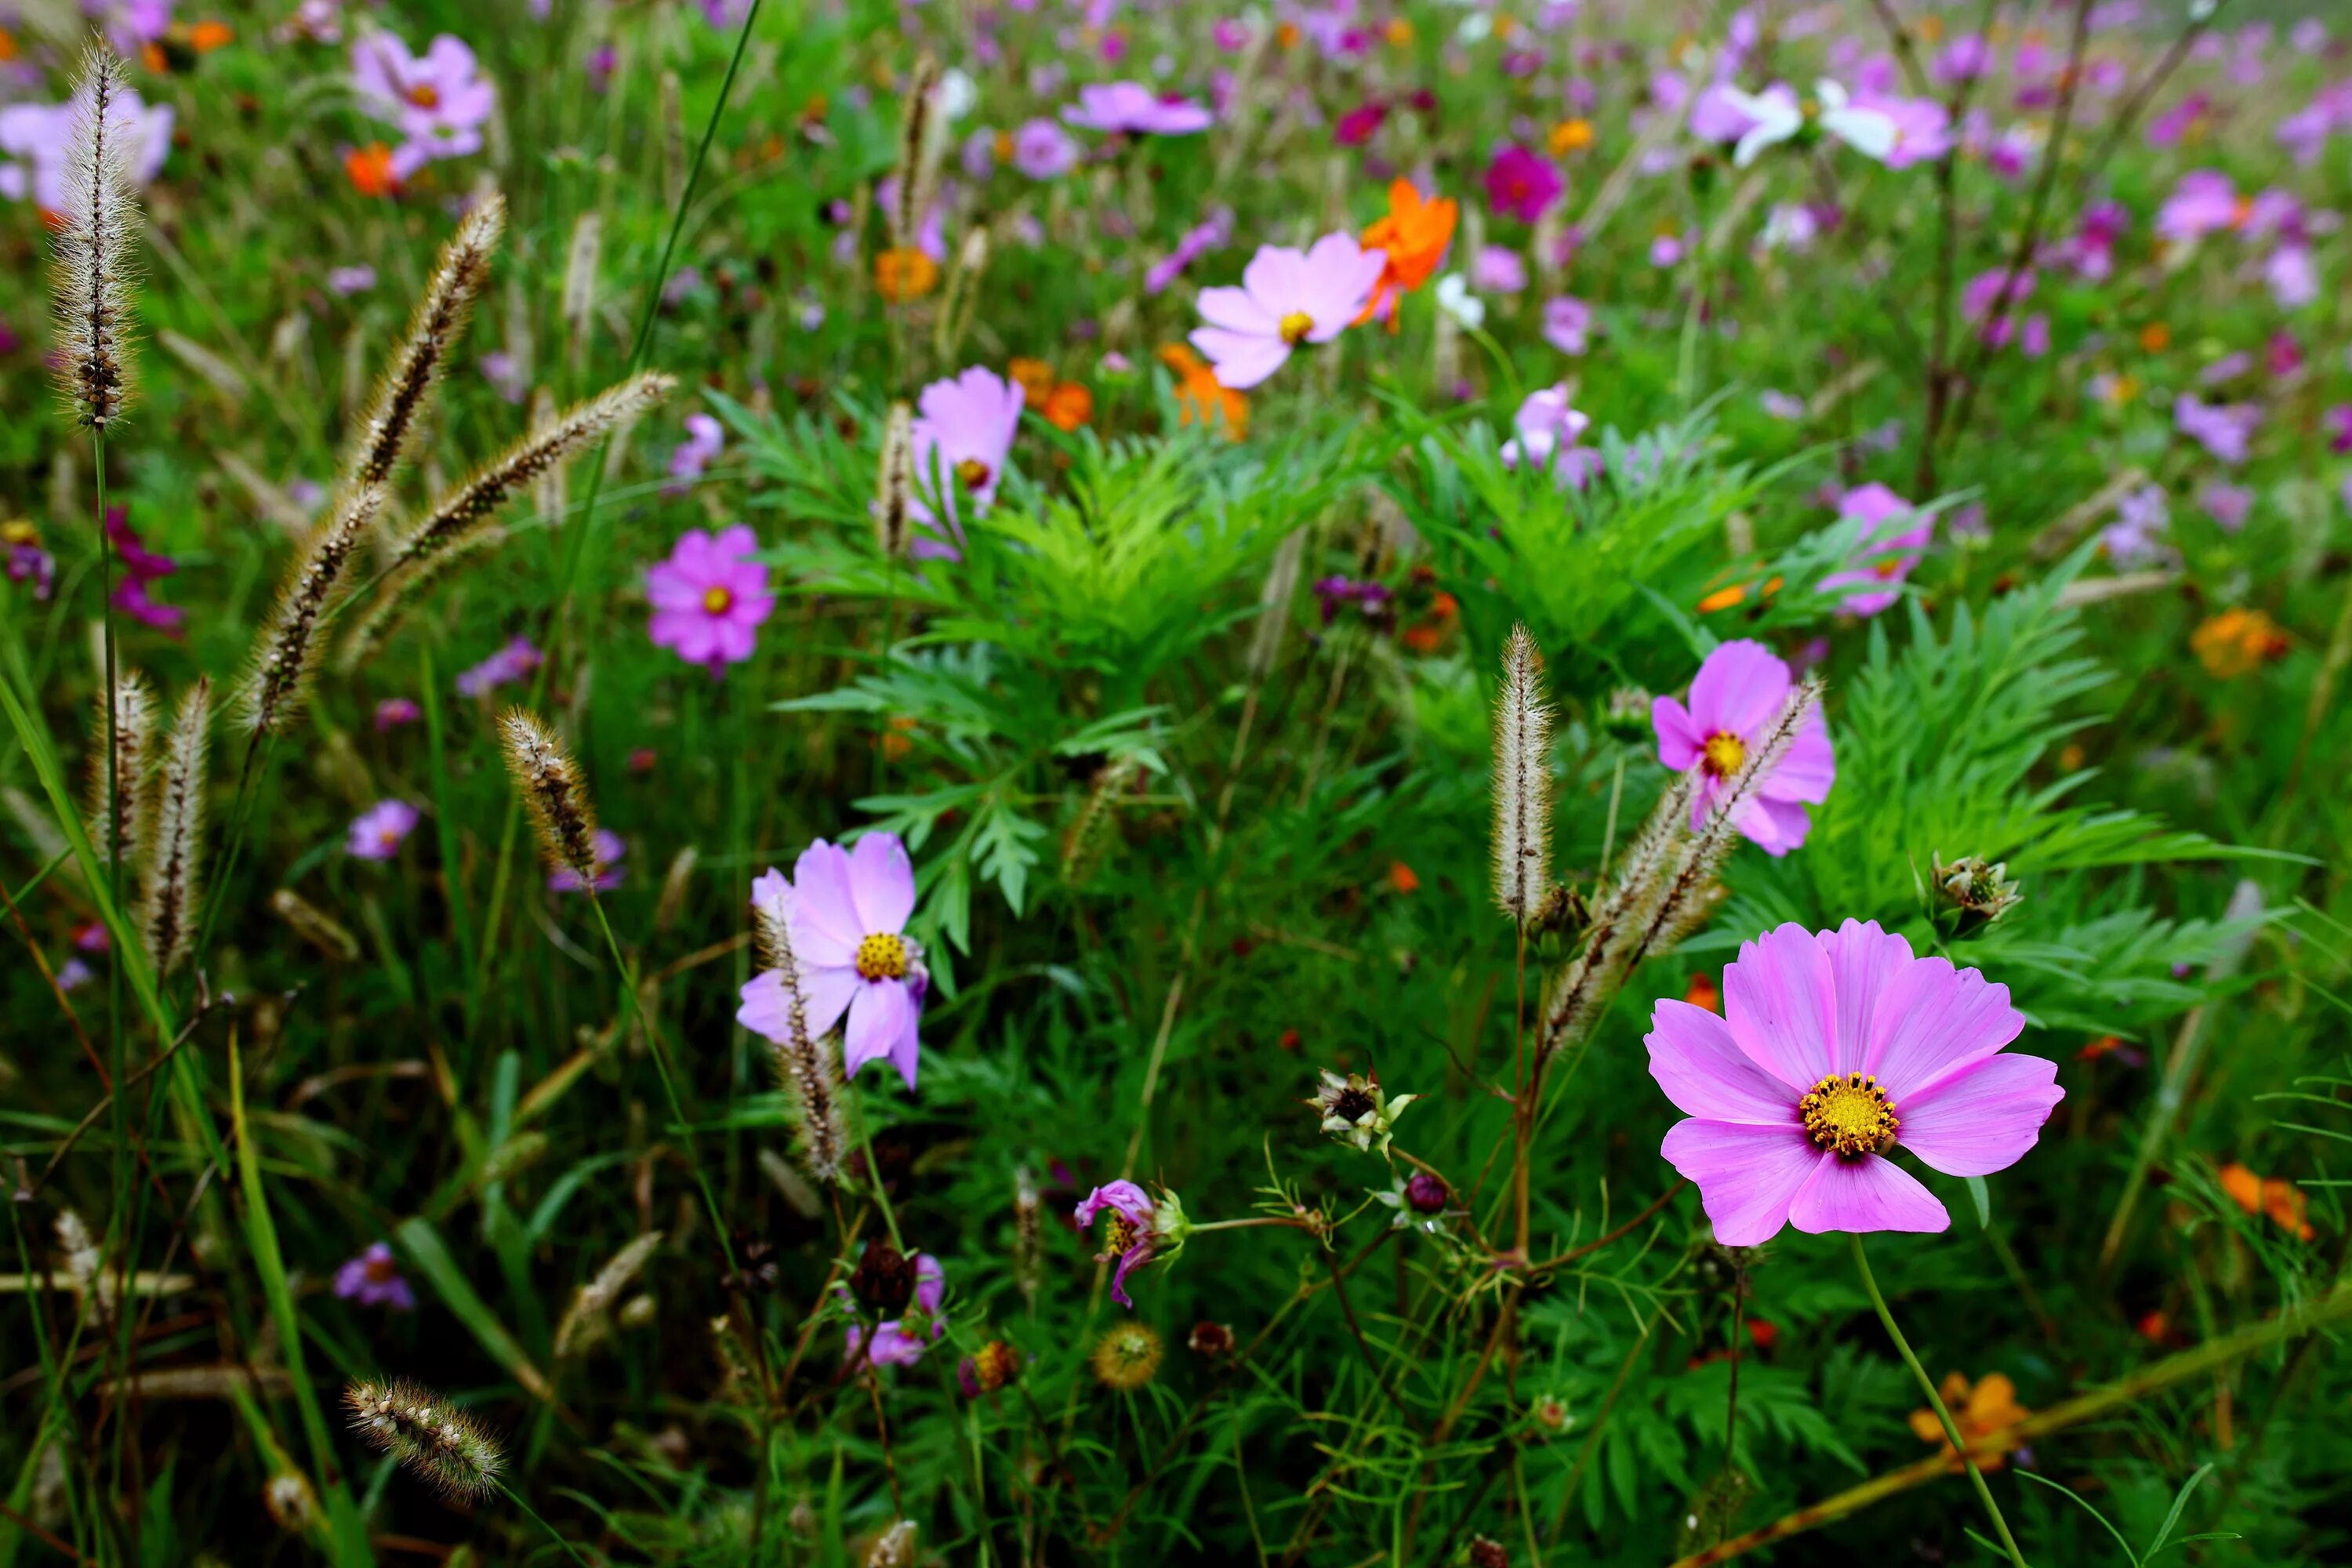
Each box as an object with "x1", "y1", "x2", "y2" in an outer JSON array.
[{"x1": 1851, "y1": 1235, "x2": 2031, "y2": 1568}]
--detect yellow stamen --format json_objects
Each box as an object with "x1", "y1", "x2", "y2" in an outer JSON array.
[
  {"x1": 406, "y1": 83, "x2": 441, "y2": 111},
  {"x1": 855, "y1": 931, "x2": 909, "y2": 982},
  {"x1": 1799, "y1": 1073, "x2": 1900, "y2": 1158},
  {"x1": 955, "y1": 457, "x2": 992, "y2": 491},
  {"x1": 702, "y1": 585, "x2": 734, "y2": 615},
  {"x1": 1278, "y1": 310, "x2": 1315, "y2": 345},
  {"x1": 1700, "y1": 731, "x2": 1747, "y2": 777}
]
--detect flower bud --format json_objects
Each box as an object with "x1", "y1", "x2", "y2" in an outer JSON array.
[
  {"x1": 1929, "y1": 853, "x2": 2023, "y2": 935},
  {"x1": 849, "y1": 1237, "x2": 919, "y2": 1315},
  {"x1": 1406, "y1": 1172, "x2": 1450, "y2": 1214}
]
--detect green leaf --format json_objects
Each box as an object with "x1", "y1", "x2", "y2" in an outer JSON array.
[{"x1": 1965, "y1": 1174, "x2": 1991, "y2": 1229}]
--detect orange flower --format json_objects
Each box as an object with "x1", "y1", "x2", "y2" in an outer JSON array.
[
  {"x1": 1385, "y1": 19, "x2": 1414, "y2": 45},
  {"x1": 2139, "y1": 321, "x2": 2172, "y2": 353},
  {"x1": 1386, "y1": 861, "x2": 1420, "y2": 895},
  {"x1": 2191, "y1": 608, "x2": 2289, "y2": 679},
  {"x1": 1401, "y1": 590, "x2": 1458, "y2": 653},
  {"x1": 1042, "y1": 382, "x2": 1094, "y2": 432},
  {"x1": 1157, "y1": 344, "x2": 1248, "y2": 441},
  {"x1": 1007, "y1": 357, "x2": 1056, "y2": 409},
  {"x1": 2136, "y1": 1309, "x2": 2169, "y2": 1343},
  {"x1": 345, "y1": 142, "x2": 399, "y2": 198},
  {"x1": 1908, "y1": 1373, "x2": 2030, "y2": 1471},
  {"x1": 2219, "y1": 1162, "x2": 2316, "y2": 1241},
  {"x1": 0, "y1": 27, "x2": 16, "y2": 64},
  {"x1": 874, "y1": 247, "x2": 939, "y2": 303},
  {"x1": 1548, "y1": 118, "x2": 1595, "y2": 156},
  {"x1": 1683, "y1": 971, "x2": 1721, "y2": 1014},
  {"x1": 191, "y1": 20, "x2": 233, "y2": 52},
  {"x1": 1696, "y1": 583, "x2": 1748, "y2": 614},
  {"x1": 1358, "y1": 179, "x2": 1458, "y2": 328}
]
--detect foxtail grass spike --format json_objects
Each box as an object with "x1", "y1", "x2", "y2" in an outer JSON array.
[
  {"x1": 52, "y1": 44, "x2": 140, "y2": 430},
  {"x1": 499, "y1": 709, "x2": 600, "y2": 887},
  {"x1": 752, "y1": 871, "x2": 848, "y2": 1181},
  {"x1": 392, "y1": 372, "x2": 674, "y2": 568},
  {"x1": 351, "y1": 192, "x2": 503, "y2": 488},
  {"x1": 238, "y1": 483, "x2": 385, "y2": 736},
  {"x1": 140, "y1": 677, "x2": 210, "y2": 975},
  {"x1": 1490, "y1": 624, "x2": 1552, "y2": 924},
  {"x1": 874, "y1": 401, "x2": 914, "y2": 559},
  {"x1": 85, "y1": 668, "x2": 153, "y2": 871},
  {"x1": 887, "y1": 58, "x2": 943, "y2": 252},
  {"x1": 343, "y1": 1379, "x2": 503, "y2": 1501},
  {"x1": 553, "y1": 1230, "x2": 663, "y2": 1359}
]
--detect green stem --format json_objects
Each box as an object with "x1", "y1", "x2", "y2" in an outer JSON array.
[
  {"x1": 1851, "y1": 1235, "x2": 2029, "y2": 1568},
  {"x1": 495, "y1": 1479, "x2": 592, "y2": 1567},
  {"x1": 846, "y1": 1075, "x2": 905, "y2": 1251}
]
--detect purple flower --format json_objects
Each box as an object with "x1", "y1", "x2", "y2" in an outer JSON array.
[
  {"x1": 908, "y1": 367, "x2": 1026, "y2": 559},
  {"x1": 2156, "y1": 170, "x2": 2243, "y2": 244},
  {"x1": 2201, "y1": 481, "x2": 2253, "y2": 532},
  {"x1": 0, "y1": 88, "x2": 172, "y2": 214},
  {"x1": 665, "y1": 413, "x2": 724, "y2": 493},
  {"x1": 456, "y1": 634, "x2": 543, "y2": 697},
  {"x1": 350, "y1": 31, "x2": 497, "y2": 181},
  {"x1": 844, "y1": 1254, "x2": 946, "y2": 1366},
  {"x1": 1189, "y1": 233, "x2": 1387, "y2": 390},
  {"x1": 106, "y1": 509, "x2": 183, "y2": 634},
  {"x1": 2324, "y1": 405, "x2": 2352, "y2": 456},
  {"x1": 1472, "y1": 245, "x2": 1526, "y2": 295},
  {"x1": 1960, "y1": 268, "x2": 2036, "y2": 347},
  {"x1": 1312, "y1": 575, "x2": 1392, "y2": 626},
  {"x1": 5, "y1": 522, "x2": 53, "y2": 601},
  {"x1": 1483, "y1": 143, "x2": 1561, "y2": 223},
  {"x1": 1647, "y1": 921, "x2": 2060, "y2": 1245},
  {"x1": 2264, "y1": 246, "x2": 2318, "y2": 310},
  {"x1": 1500, "y1": 385, "x2": 1597, "y2": 488},
  {"x1": 1335, "y1": 101, "x2": 1386, "y2": 146},
  {"x1": 1689, "y1": 82, "x2": 1760, "y2": 144},
  {"x1": 2103, "y1": 484, "x2": 2171, "y2": 568},
  {"x1": 1857, "y1": 93, "x2": 1953, "y2": 168},
  {"x1": 1651, "y1": 640, "x2": 1836, "y2": 857},
  {"x1": 56, "y1": 956, "x2": 93, "y2": 992},
  {"x1": 647, "y1": 524, "x2": 771, "y2": 673},
  {"x1": 327, "y1": 265, "x2": 376, "y2": 296},
  {"x1": 1061, "y1": 81, "x2": 1212, "y2": 136},
  {"x1": 1144, "y1": 206, "x2": 1234, "y2": 296},
  {"x1": 347, "y1": 800, "x2": 420, "y2": 861},
  {"x1": 334, "y1": 1243, "x2": 416, "y2": 1310},
  {"x1": 735, "y1": 838, "x2": 927, "y2": 1091},
  {"x1": 1820, "y1": 483, "x2": 1932, "y2": 616},
  {"x1": 375, "y1": 698, "x2": 421, "y2": 731},
  {"x1": 1541, "y1": 295, "x2": 1592, "y2": 356},
  {"x1": 1012, "y1": 117, "x2": 1080, "y2": 178},
  {"x1": 2147, "y1": 92, "x2": 2211, "y2": 148},
  {"x1": 1075, "y1": 1179, "x2": 1189, "y2": 1308},
  {"x1": 2174, "y1": 395, "x2": 2259, "y2": 465},
  {"x1": 1932, "y1": 33, "x2": 1994, "y2": 85},
  {"x1": 550, "y1": 829, "x2": 626, "y2": 894}
]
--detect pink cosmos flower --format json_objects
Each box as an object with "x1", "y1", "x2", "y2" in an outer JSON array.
[
  {"x1": 334, "y1": 1242, "x2": 416, "y2": 1310},
  {"x1": 550, "y1": 829, "x2": 626, "y2": 894},
  {"x1": 1145, "y1": 205, "x2": 1234, "y2": 295},
  {"x1": 1075, "y1": 1179, "x2": 1188, "y2": 1308},
  {"x1": 456, "y1": 634, "x2": 542, "y2": 697},
  {"x1": 1651, "y1": 640, "x2": 1836, "y2": 857},
  {"x1": 1820, "y1": 484, "x2": 1933, "y2": 616},
  {"x1": 1012, "y1": 117, "x2": 1080, "y2": 177},
  {"x1": 2156, "y1": 170, "x2": 2244, "y2": 244},
  {"x1": 909, "y1": 367, "x2": 1026, "y2": 559},
  {"x1": 347, "y1": 800, "x2": 420, "y2": 861},
  {"x1": 0, "y1": 89, "x2": 172, "y2": 215},
  {"x1": 1483, "y1": 143, "x2": 1562, "y2": 223},
  {"x1": 1689, "y1": 82, "x2": 1759, "y2": 145},
  {"x1": 844, "y1": 1254, "x2": 946, "y2": 1366},
  {"x1": 735, "y1": 838, "x2": 927, "y2": 1091},
  {"x1": 2324, "y1": 404, "x2": 2352, "y2": 456},
  {"x1": 1500, "y1": 385, "x2": 1599, "y2": 488},
  {"x1": 647, "y1": 524, "x2": 773, "y2": 674},
  {"x1": 2174, "y1": 395, "x2": 2259, "y2": 465},
  {"x1": 352, "y1": 31, "x2": 496, "y2": 180},
  {"x1": 1061, "y1": 81, "x2": 1212, "y2": 135},
  {"x1": 1189, "y1": 234, "x2": 1387, "y2": 390},
  {"x1": 1541, "y1": 295, "x2": 1592, "y2": 356},
  {"x1": 374, "y1": 698, "x2": 421, "y2": 731},
  {"x1": 1856, "y1": 93, "x2": 1953, "y2": 168},
  {"x1": 1647, "y1": 921, "x2": 2062, "y2": 1245}
]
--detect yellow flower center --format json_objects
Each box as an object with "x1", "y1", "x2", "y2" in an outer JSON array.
[
  {"x1": 406, "y1": 83, "x2": 441, "y2": 110},
  {"x1": 702, "y1": 585, "x2": 734, "y2": 615},
  {"x1": 1700, "y1": 731, "x2": 1747, "y2": 777},
  {"x1": 1100, "y1": 1213, "x2": 1139, "y2": 1257},
  {"x1": 855, "y1": 931, "x2": 909, "y2": 982},
  {"x1": 1800, "y1": 1073, "x2": 1900, "y2": 1158},
  {"x1": 955, "y1": 457, "x2": 992, "y2": 491},
  {"x1": 1278, "y1": 310, "x2": 1315, "y2": 345}
]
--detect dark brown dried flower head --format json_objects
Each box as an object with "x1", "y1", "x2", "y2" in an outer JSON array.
[{"x1": 848, "y1": 1236, "x2": 919, "y2": 1315}]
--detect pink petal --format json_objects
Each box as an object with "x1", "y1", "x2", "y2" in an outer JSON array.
[
  {"x1": 1075, "y1": 1179, "x2": 1153, "y2": 1229},
  {"x1": 1758, "y1": 719, "x2": 1835, "y2": 803},
  {"x1": 1787, "y1": 1152, "x2": 1948, "y2": 1235},
  {"x1": 1687, "y1": 639, "x2": 1791, "y2": 739},
  {"x1": 791, "y1": 840, "x2": 864, "y2": 945},
  {"x1": 1659, "y1": 1120, "x2": 1823, "y2": 1246},
  {"x1": 1188, "y1": 327, "x2": 1290, "y2": 390},
  {"x1": 1897, "y1": 1053, "x2": 2063, "y2": 1177},
  {"x1": 797, "y1": 961, "x2": 860, "y2": 1040},
  {"x1": 1722, "y1": 924, "x2": 1838, "y2": 1088},
  {"x1": 1820, "y1": 920, "x2": 1913, "y2": 1075},
  {"x1": 1196, "y1": 285, "x2": 1276, "y2": 335},
  {"x1": 848, "y1": 833, "x2": 916, "y2": 935},
  {"x1": 1646, "y1": 998, "x2": 1805, "y2": 1116},
  {"x1": 1652, "y1": 696, "x2": 1704, "y2": 771},
  {"x1": 1732, "y1": 793, "x2": 1811, "y2": 855},
  {"x1": 844, "y1": 979, "x2": 917, "y2": 1086},
  {"x1": 1240, "y1": 243, "x2": 1308, "y2": 310},
  {"x1": 1866, "y1": 957, "x2": 2023, "y2": 1100}
]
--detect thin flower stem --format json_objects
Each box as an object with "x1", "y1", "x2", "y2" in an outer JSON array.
[
  {"x1": 1850, "y1": 1235, "x2": 2029, "y2": 1568},
  {"x1": 845, "y1": 1074, "x2": 905, "y2": 1252},
  {"x1": 1189, "y1": 1216, "x2": 1312, "y2": 1234},
  {"x1": 494, "y1": 1480, "x2": 591, "y2": 1567},
  {"x1": 94, "y1": 424, "x2": 138, "y2": 1546}
]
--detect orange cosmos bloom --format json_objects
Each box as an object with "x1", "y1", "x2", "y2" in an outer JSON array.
[
  {"x1": 1908, "y1": 1373, "x2": 2031, "y2": 1471},
  {"x1": 1386, "y1": 861, "x2": 1420, "y2": 895},
  {"x1": 345, "y1": 142, "x2": 400, "y2": 198},
  {"x1": 874, "y1": 247, "x2": 939, "y2": 303},
  {"x1": 1682, "y1": 971, "x2": 1721, "y2": 1014},
  {"x1": 1548, "y1": 118, "x2": 1595, "y2": 156},
  {"x1": 2190, "y1": 608, "x2": 2289, "y2": 679},
  {"x1": 1042, "y1": 382, "x2": 1094, "y2": 432},
  {"x1": 1358, "y1": 179, "x2": 1457, "y2": 328},
  {"x1": 191, "y1": 22, "x2": 234, "y2": 52},
  {"x1": 1007, "y1": 357, "x2": 1056, "y2": 409},
  {"x1": 2219, "y1": 1162, "x2": 2316, "y2": 1241},
  {"x1": 1157, "y1": 344, "x2": 1248, "y2": 441}
]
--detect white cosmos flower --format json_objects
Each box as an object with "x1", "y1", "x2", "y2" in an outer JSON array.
[
  {"x1": 1435, "y1": 273, "x2": 1486, "y2": 330},
  {"x1": 1720, "y1": 79, "x2": 1897, "y2": 168}
]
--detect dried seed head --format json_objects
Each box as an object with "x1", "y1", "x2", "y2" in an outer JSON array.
[
  {"x1": 52, "y1": 45, "x2": 141, "y2": 430},
  {"x1": 554, "y1": 1231, "x2": 664, "y2": 1360},
  {"x1": 268, "y1": 887, "x2": 359, "y2": 960},
  {"x1": 750, "y1": 869, "x2": 848, "y2": 1180},
  {"x1": 139, "y1": 678, "x2": 210, "y2": 975},
  {"x1": 873, "y1": 401, "x2": 914, "y2": 559},
  {"x1": 240, "y1": 485, "x2": 385, "y2": 736},
  {"x1": 53, "y1": 1207, "x2": 114, "y2": 1326},
  {"x1": 561, "y1": 210, "x2": 601, "y2": 368},
  {"x1": 262, "y1": 1471, "x2": 318, "y2": 1534},
  {"x1": 1059, "y1": 753, "x2": 1137, "y2": 887},
  {"x1": 849, "y1": 1236, "x2": 919, "y2": 1315},
  {"x1": 393, "y1": 372, "x2": 674, "y2": 568},
  {"x1": 866, "y1": 1520, "x2": 920, "y2": 1568},
  {"x1": 343, "y1": 1379, "x2": 504, "y2": 1501},
  {"x1": 498, "y1": 710, "x2": 599, "y2": 887},
  {"x1": 1090, "y1": 1323, "x2": 1163, "y2": 1391},
  {"x1": 1013, "y1": 1165, "x2": 1041, "y2": 1305},
  {"x1": 351, "y1": 192, "x2": 504, "y2": 488},
  {"x1": 85, "y1": 668, "x2": 154, "y2": 870},
  {"x1": 1490, "y1": 624, "x2": 1552, "y2": 924},
  {"x1": 887, "y1": 58, "x2": 944, "y2": 252}
]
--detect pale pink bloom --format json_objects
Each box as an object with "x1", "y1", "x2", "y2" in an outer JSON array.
[
  {"x1": 347, "y1": 800, "x2": 420, "y2": 861},
  {"x1": 909, "y1": 367, "x2": 1026, "y2": 558},
  {"x1": 1189, "y1": 234, "x2": 1387, "y2": 390},
  {"x1": 1062, "y1": 81, "x2": 1212, "y2": 135},
  {"x1": 1819, "y1": 484, "x2": 1932, "y2": 616},
  {"x1": 735, "y1": 838, "x2": 927, "y2": 1091}
]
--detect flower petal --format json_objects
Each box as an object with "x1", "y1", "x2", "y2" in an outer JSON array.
[
  {"x1": 1659, "y1": 1119, "x2": 1823, "y2": 1246},
  {"x1": 1646, "y1": 1000, "x2": 1800, "y2": 1120},
  {"x1": 1897, "y1": 1053, "x2": 2064, "y2": 1177},
  {"x1": 847, "y1": 832, "x2": 916, "y2": 935},
  {"x1": 1722, "y1": 924, "x2": 1838, "y2": 1088},
  {"x1": 1188, "y1": 326, "x2": 1290, "y2": 390},
  {"x1": 1787, "y1": 1152, "x2": 1949, "y2": 1235},
  {"x1": 791, "y1": 840, "x2": 864, "y2": 945},
  {"x1": 797, "y1": 961, "x2": 860, "y2": 1040},
  {"x1": 1196, "y1": 284, "x2": 1276, "y2": 335},
  {"x1": 1866, "y1": 956, "x2": 2024, "y2": 1100},
  {"x1": 1652, "y1": 695, "x2": 1704, "y2": 771},
  {"x1": 1689, "y1": 639, "x2": 1792, "y2": 739},
  {"x1": 844, "y1": 980, "x2": 916, "y2": 1084},
  {"x1": 1820, "y1": 919, "x2": 1914, "y2": 1076},
  {"x1": 1076, "y1": 1180, "x2": 1154, "y2": 1229}
]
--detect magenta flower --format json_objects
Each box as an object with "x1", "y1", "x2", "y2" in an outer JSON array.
[
  {"x1": 2156, "y1": 170, "x2": 2244, "y2": 244},
  {"x1": 1061, "y1": 81, "x2": 1212, "y2": 135},
  {"x1": 374, "y1": 698, "x2": 421, "y2": 731},
  {"x1": 2324, "y1": 405, "x2": 2352, "y2": 456},
  {"x1": 1011, "y1": 116, "x2": 1080, "y2": 178},
  {"x1": 908, "y1": 367, "x2": 1026, "y2": 559},
  {"x1": 2174, "y1": 395, "x2": 2259, "y2": 465},
  {"x1": 347, "y1": 800, "x2": 420, "y2": 861},
  {"x1": 456, "y1": 634, "x2": 543, "y2": 697},
  {"x1": 735, "y1": 838, "x2": 927, "y2": 1091},
  {"x1": 1857, "y1": 93, "x2": 1954, "y2": 168},
  {"x1": 665, "y1": 413, "x2": 724, "y2": 494},
  {"x1": 1189, "y1": 234, "x2": 1386, "y2": 390},
  {"x1": 1647, "y1": 921, "x2": 2062, "y2": 1245},
  {"x1": 1335, "y1": 101, "x2": 1387, "y2": 146},
  {"x1": 1501, "y1": 385, "x2": 1599, "y2": 488},
  {"x1": 1483, "y1": 143, "x2": 1561, "y2": 223},
  {"x1": 1820, "y1": 483, "x2": 1933, "y2": 617},
  {"x1": 647, "y1": 524, "x2": 773, "y2": 674},
  {"x1": 351, "y1": 31, "x2": 497, "y2": 180},
  {"x1": 106, "y1": 509, "x2": 183, "y2": 634},
  {"x1": 549, "y1": 829, "x2": 625, "y2": 894},
  {"x1": 1651, "y1": 640, "x2": 1836, "y2": 857},
  {"x1": 1144, "y1": 206, "x2": 1234, "y2": 295},
  {"x1": 844, "y1": 1254, "x2": 946, "y2": 1367},
  {"x1": 1541, "y1": 295, "x2": 1593, "y2": 356},
  {"x1": 334, "y1": 1243, "x2": 416, "y2": 1310},
  {"x1": 1075, "y1": 1180, "x2": 1189, "y2": 1308}
]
